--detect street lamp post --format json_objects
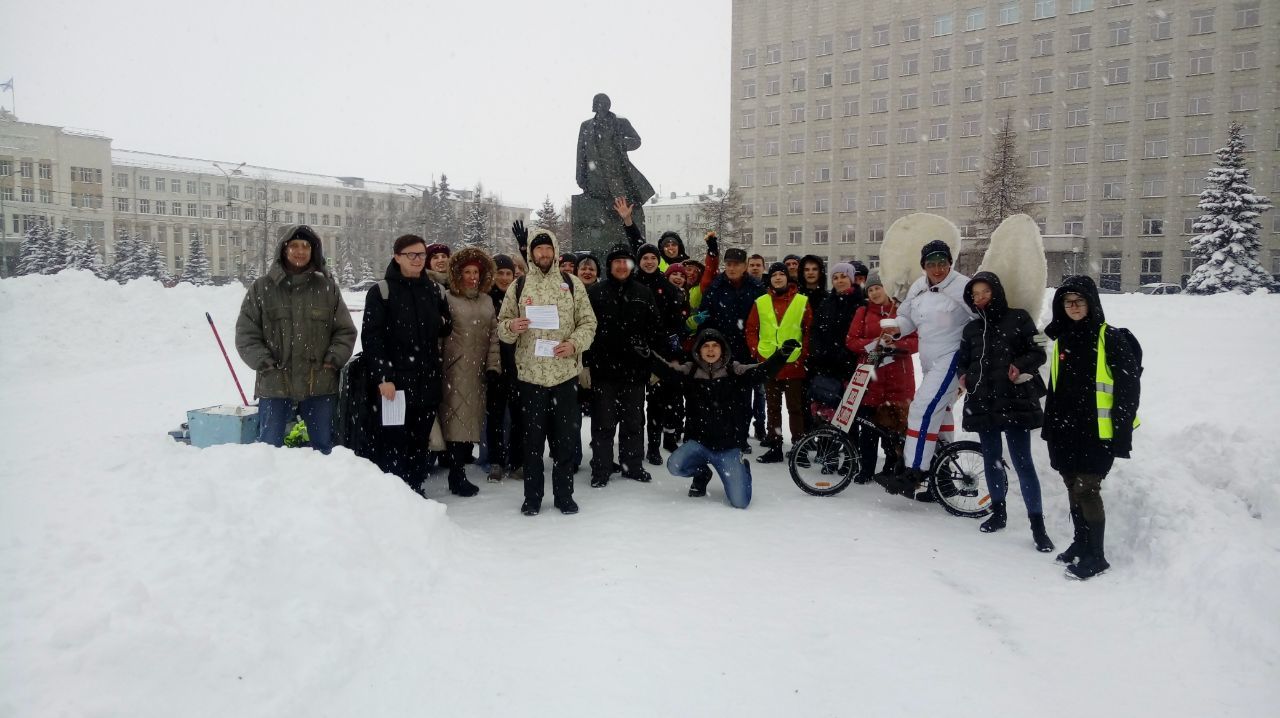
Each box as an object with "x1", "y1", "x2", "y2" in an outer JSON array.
[{"x1": 212, "y1": 161, "x2": 245, "y2": 281}]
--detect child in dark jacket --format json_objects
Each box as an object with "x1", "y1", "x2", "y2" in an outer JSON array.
[{"x1": 642, "y1": 329, "x2": 794, "y2": 508}]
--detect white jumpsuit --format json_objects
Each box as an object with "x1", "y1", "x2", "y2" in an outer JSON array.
[{"x1": 893, "y1": 270, "x2": 973, "y2": 471}]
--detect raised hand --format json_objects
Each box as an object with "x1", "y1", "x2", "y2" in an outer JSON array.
[
  {"x1": 612, "y1": 197, "x2": 634, "y2": 225},
  {"x1": 511, "y1": 220, "x2": 528, "y2": 246}
]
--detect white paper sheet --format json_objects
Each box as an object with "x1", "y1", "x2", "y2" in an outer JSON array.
[
  {"x1": 381, "y1": 390, "x2": 406, "y2": 426},
  {"x1": 526, "y1": 305, "x2": 560, "y2": 330},
  {"x1": 534, "y1": 339, "x2": 560, "y2": 357}
]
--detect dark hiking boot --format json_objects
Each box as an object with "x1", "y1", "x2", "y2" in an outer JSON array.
[
  {"x1": 507, "y1": 466, "x2": 524, "y2": 482},
  {"x1": 487, "y1": 466, "x2": 504, "y2": 483},
  {"x1": 521, "y1": 499, "x2": 541, "y2": 516},
  {"x1": 554, "y1": 496, "x2": 579, "y2": 515},
  {"x1": 449, "y1": 475, "x2": 480, "y2": 498},
  {"x1": 1066, "y1": 521, "x2": 1108, "y2": 580},
  {"x1": 1029, "y1": 513, "x2": 1055, "y2": 553},
  {"x1": 590, "y1": 474, "x2": 610, "y2": 488},
  {"x1": 688, "y1": 467, "x2": 713, "y2": 497},
  {"x1": 877, "y1": 467, "x2": 924, "y2": 497},
  {"x1": 980, "y1": 500, "x2": 1008, "y2": 533},
  {"x1": 913, "y1": 489, "x2": 936, "y2": 503},
  {"x1": 1056, "y1": 507, "x2": 1088, "y2": 564},
  {"x1": 622, "y1": 466, "x2": 652, "y2": 483},
  {"x1": 756, "y1": 444, "x2": 785, "y2": 464},
  {"x1": 740, "y1": 442, "x2": 753, "y2": 455},
  {"x1": 753, "y1": 422, "x2": 766, "y2": 442},
  {"x1": 646, "y1": 445, "x2": 662, "y2": 466}
]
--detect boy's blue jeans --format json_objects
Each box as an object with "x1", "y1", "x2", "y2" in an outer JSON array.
[{"x1": 667, "y1": 440, "x2": 753, "y2": 508}]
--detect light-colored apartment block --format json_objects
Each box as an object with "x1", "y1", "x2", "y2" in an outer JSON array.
[{"x1": 731, "y1": 0, "x2": 1278, "y2": 290}]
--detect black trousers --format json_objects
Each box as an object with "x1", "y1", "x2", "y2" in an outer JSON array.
[
  {"x1": 645, "y1": 379, "x2": 683, "y2": 447},
  {"x1": 519, "y1": 378, "x2": 580, "y2": 503},
  {"x1": 485, "y1": 372, "x2": 523, "y2": 469},
  {"x1": 375, "y1": 377, "x2": 437, "y2": 491},
  {"x1": 592, "y1": 380, "x2": 646, "y2": 476}
]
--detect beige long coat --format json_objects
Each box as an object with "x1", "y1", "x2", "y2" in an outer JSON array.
[{"x1": 440, "y1": 247, "x2": 501, "y2": 443}]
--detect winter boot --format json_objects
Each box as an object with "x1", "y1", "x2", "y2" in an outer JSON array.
[
  {"x1": 1066, "y1": 521, "x2": 1109, "y2": 580},
  {"x1": 662, "y1": 430, "x2": 680, "y2": 453},
  {"x1": 753, "y1": 421, "x2": 766, "y2": 443},
  {"x1": 757, "y1": 438, "x2": 785, "y2": 464},
  {"x1": 688, "y1": 467, "x2": 713, "y2": 497},
  {"x1": 1056, "y1": 506, "x2": 1088, "y2": 565},
  {"x1": 447, "y1": 444, "x2": 480, "y2": 497},
  {"x1": 622, "y1": 466, "x2": 653, "y2": 483},
  {"x1": 554, "y1": 496, "x2": 579, "y2": 515},
  {"x1": 521, "y1": 499, "x2": 541, "y2": 516},
  {"x1": 645, "y1": 445, "x2": 665, "y2": 468},
  {"x1": 1029, "y1": 513, "x2": 1055, "y2": 553},
  {"x1": 877, "y1": 467, "x2": 924, "y2": 497},
  {"x1": 980, "y1": 501, "x2": 1008, "y2": 533},
  {"x1": 487, "y1": 466, "x2": 504, "y2": 483},
  {"x1": 590, "y1": 473, "x2": 610, "y2": 488},
  {"x1": 507, "y1": 465, "x2": 524, "y2": 482}
]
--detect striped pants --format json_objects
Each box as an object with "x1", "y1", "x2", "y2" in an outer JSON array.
[{"x1": 903, "y1": 351, "x2": 959, "y2": 471}]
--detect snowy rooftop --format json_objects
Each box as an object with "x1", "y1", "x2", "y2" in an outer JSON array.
[{"x1": 111, "y1": 149, "x2": 425, "y2": 196}]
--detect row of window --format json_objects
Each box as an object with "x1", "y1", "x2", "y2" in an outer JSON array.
[
  {"x1": 740, "y1": 123, "x2": 1257, "y2": 160},
  {"x1": 114, "y1": 174, "x2": 412, "y2": 213},
  {"x1": 0, "y1": 160, "x2": 55, "y2": 179},
  {"x1": 741, "y1": 43, "x2": 1260, "y2": 101},
  {"x1": 741, "y1": 2, "x2": 1263, "y2": 67}
]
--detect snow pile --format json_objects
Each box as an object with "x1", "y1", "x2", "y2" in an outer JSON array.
[{"x1": 1, "y1": 273, "x2": 1279, "y2": 716}]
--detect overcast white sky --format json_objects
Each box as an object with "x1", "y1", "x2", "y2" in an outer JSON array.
[{"x1": 1, "y1": 0, "x2": 731, "y2": 209}]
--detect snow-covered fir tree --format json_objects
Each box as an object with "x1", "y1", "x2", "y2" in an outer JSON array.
[
  {"x1": 335, "y1": 237, "x2": 357, "y2": 287},
  {"x1": 62, "y1": 228, "x2": 104, "y2": 277},
  {"x1": 424, "y1": 175, "x2": 458, "y2": 246},
  {"x1": 180, "y1": 233, "x2": 213, "y2": 286},
  {"x1": 1185, "y1": 122, "x2": 1274, "y2": 294},
  {"x1": 358, "y1": 257, "x2": 376, "y2": 283},
  {"x1": 15, "y1": 220, "x2": 55, "y2": 276},
  {"x1": 461, "y1": 187, "x2": 492, "y2": 251},
  {"x1": 107, "y1": 230, "x2": 144, "y2": 283},
  {"x1": 138, "y1": 235, "x2": 170, "y2": 283},
  {"x1": 46, "y1": 226, "x2": 74, "y2": 273}
]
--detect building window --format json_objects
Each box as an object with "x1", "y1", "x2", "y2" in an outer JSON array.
[
  {"x1": 1031, "y1": 69, "x2": 1055, "y2": 96},
  {"x1": 1067, "y1": 66, "x2": 1090, "y2": 89},
  {"x1": 897, "y1": 190, "x2": 916, "y2": 210},
  {"x1": 1144, "y1": 138, "x2": 1169, "y2": 158},
  {"x1": 818, "y1": 67, "x2": 833, "y2": 88},
  {"x1": 841, "y1": 225, "x2": 856, "y2": 242},
  {"x1": 869, "y1": 190, "x2": 887, "y2": 210},
  {"x1": 960, "y1": 154, "x2": 981, "y2": 172},
  {"x1": 932, "y1": 84, "x2": 951, "y2": 106},
  {"x1": 869, "y1": 228, "x2": 885, "y2": 243},
  {"x1": 1065, "y1": 143, "x2": 1087, "y2": 163},
  {"x1": 740, "y1": 140, "x2": 755, "y2": 158},
  {"x1": 846, "y1": 29, "x2": 862, "y2": 52},
  {"x1": 787, "y1": 227, "x2": 803, "y2": 245},
  {"x1": 817, "y1": 35, "x2": 834, "y2": 56},
  {"x1": 844, "y1": 63, "x2": 861, "y2": 84},
  {"x1": 929, "y1": 118, "x2": 949, "y2": 140},
  {"x1": 842, "y1": 194, "x2": 858, "y2": 213},
  {"x1": 961, "y1": 116, "x2": 981, "y2": 136},
  {"x1": 900, "y1": 87, "x2": 919, "y2": 110},
  {"x1": 1100, "y1": 252, "x2": 1122, "y2": 291},
  {"x1": 1142, "y1": 176, "x2": 1167, "y2": 197},
  {"x1": 932, "y1": 48, "x2": 952, "y2": 73},
  {"x1": 1186, "y1": 136, "x2": 1211, "y2": 155},
  {"x1": 1069, "y1": 26, "x2": 1091, "y2": 51},
  {"x1": 766, "y1": 76, "x2": 780, "y2": 95},
  {"x1": 997, "y1": 75, "x2": 1017, "y2": 97},
  {"x1": 743, "y1": 48, "x2": 757, "y2": 67},
  {"x1": 814, "y1": 227, "x2": 830, "y2": 244},
  {"x1": 965, "y1": 7, "x2": 986, "y2": 31},
  {"x1": 1030, "y1": 147, "x2": 1050, "y2": 166},
  {"x1": 763, "y1": 228, "x2": 778, "y2": 246},
  {"x1": 155, "y1": 200, "x2": 167, "y2": 215},
  {"x1": 869, "y1": 158, "x2": 887, "y2": 177},
  {"x1": 872, "y1": 58, "x2": 889, "y2": 80},
  {"x1": 872, "y1": 24, "x2": 890, "y2": 46},
  {"x1": 929, "y1": 157, "x2": 948, "y2": 174},
  {"x1": 1139, "y1": 251, "x2": 1162, "y2": 284},
  {"x1": 815, "y1": 164, "x2": 832, "y2": 181},
  {"x1": 959, "y1": 189, "x2": 978, "y2": 205},
  {"x1": 843, "y1": 127, "x2": 859, "y2": 148},
  {"x1": 842, "y1": 161, "x2": 858, "y2": 180},
  {"x1": 870, "y1": 94, "x2": 889, "y2": 114},
  {"x1": 170, "y1": 179, "x2": 181, "y2": 192},
  {"x1": 1146, "y1": 96, "x2": 1169, "y2": 119},
  {"x1": 816, "y1": 99, "x2": 832, "y2": 120},
  {"x1": 1104, "y1": 101, "x2": 1129, "y2": 123},
  {"x1": 998, "y1": 1, "x2": 1020, "y2": 25},
  {"x1": 902, "y1": 55, "x2": 919, "y2": 76},
  {"x1": 1065, "y1": 105, "x2": 1089, "y2": 127},
  {"x1": 1150, "y1": 13, "x2": 1172, "y2": 40},
  {"x1": 934, "y1": 13, "x2": 954, "y2": 36},
  {"x1": 903, "y1": 18, "x2": 921, "y2": 41},
  {"x1": 1105, "y1": 60, "x2": 1130, "y2": 85},
  {"x1": 1030, "y1": 186, "x2": 1050, "y2": 202},
  {"x1": 1231, "y1": 89, "x2": 1258, "y2": 112},
  {"x1": 1189, "y1": 9, "x2": 1214, "y2": 35},
  {"x1": 1034, "y1": 0, "x2": 1057, "y2": 20},
  {"x1": 1032, "y1": 33, "x2": 1053, "y2": 57},
  {"x1": 962, "y1": 81, "x2": 983, "y2": 102},
  {"x1": 927, "y1": 190, "x2": 948, "y2": 208},
  {"x1": 791, "y1": 72, "x2": 806, "y2": 92},
  {"x1": 1070, "y1": 0, "x2": 1093, "y2": 12},
  {"x1": 766, "y1": 106, "x2": 781, "y2": 125},
  {"x1": 1102, "y1": 179, "x2": 1125, "y2": 199},
  {"x1": 998, "y1": 38, "x2": 1017, "y2": 62},
  {"x1": 1235, "y1": 2, "x2": 1260, "y2": 29},
  {"x1": 1063, "y1": 217, "x2": 1085, "y2": 235},
  {"x1": 1147, "y1": 54, "x2": 1171, "y2": 80},
  {"x1": 138, "y1": 199, "x2": 150, "y2": 213},
  {"x1": 1187, "y1": 49, "x2": 1214, "y2": 76},
  {"x1": 742, "y1": 80, "x2": 757, "y2": 99},
  {"x1": 1108, "y1": 20, "x2": 1132, "y2": 46},
  {"x1": 1234, "y1": 44, "x2": 1259, "y2": 71},
  {"x1": 898, "y1": 158, "x2": 917, "y2": 176},
  {"x1": 964, "y1": 43, "x2": 984, "y2": 66},
  {"x1": 1102, "y1": 217, "x2": 1124, "y2": 238},
  {"x1": 1103, "y1": 140, "x2": 1127, "y2": 161},
  {"x1": 790, "y1": 103, "x2": 806, "y2": 123},
  {"x1": 1142, "y1": 218, "x2": 1165, "y2": 237},
  {"x1": 766, "y1": 44, "x2": 782, "y2": 63}
]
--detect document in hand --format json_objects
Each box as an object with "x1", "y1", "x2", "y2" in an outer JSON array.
[
  {"x1": 381, "y1": 390, "x2": 406, "y2": 426},
  {"x1": 525, "y1": 305, "x2": 560, "y2": 330},
  {"x1": 534, "y1": 339, "x2": 559, "y2": 357}
]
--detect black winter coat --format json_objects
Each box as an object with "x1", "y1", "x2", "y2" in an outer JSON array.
[
  {"x1": 651, "y1": 329, "x2": 788, "y2": 451},
  {"x1": 1042, "y1": 275, "x2": 1141, "y2": 475},
  {"x1": 809, "y1": 287, "x2": 865, "y2": 379},
  {"x1": 361, "y1": 261, "x2": 453, "y2": 404},
  {"x1": 586, "y1": 274, "x2": 663, "y2": 384},
  {"x1": 635, "y1": 267, "x2": 690, "y2": 355},
  {"x1": 956, "y1": 272, "x2": 1046, "y2": 432},
  {"x1": 701, "y1": 273, "x2": 766, "y2": 363},
  {"x1": 489, "y1": 285, "x2": 518, "y2": 377}
]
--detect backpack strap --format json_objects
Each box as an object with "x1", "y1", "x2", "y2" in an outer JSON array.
[
  {"x1": 377, "y1": 280, "x2": 389, "y2": 301},
  {"x1": 514, "y1": 272, "x2": 575, "y2": 303}
]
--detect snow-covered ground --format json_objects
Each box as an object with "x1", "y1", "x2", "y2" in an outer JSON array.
[{"x1": 1, "y1": 271, "x2": 1277, "y2": 717}]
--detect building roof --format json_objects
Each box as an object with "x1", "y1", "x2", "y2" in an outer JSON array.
[{"x1": 111, "y1": 149, "x2": 424, "y2": 197}]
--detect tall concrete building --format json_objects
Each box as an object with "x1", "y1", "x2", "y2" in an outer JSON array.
[
  {"x1": 0, "y1": 113, "x2": 531, "y2": 280},
  {"x1": 731, "y1": 0, "x2": 1278, "y2": 290}
]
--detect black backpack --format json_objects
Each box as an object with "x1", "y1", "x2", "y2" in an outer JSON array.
[
  {"x1": 334, "y1": 351, "x2": 378, "y2": 459},
  {"x1": 1110, "y1": 326, "x2": 1144, "y2": 377}
]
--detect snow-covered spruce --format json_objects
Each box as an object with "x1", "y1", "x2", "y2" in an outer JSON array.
[{"x1": 1185, "y1": 121, "x2": 1273, "y2": 294}]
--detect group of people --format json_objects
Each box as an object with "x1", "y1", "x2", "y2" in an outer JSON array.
[{"x1": 235, "y1": 213, "x2": 1139, "y2": 580}]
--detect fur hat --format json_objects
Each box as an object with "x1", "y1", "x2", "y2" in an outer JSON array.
[{"x1": 425, "y1": 243, "x2": 450, "y2": 262}]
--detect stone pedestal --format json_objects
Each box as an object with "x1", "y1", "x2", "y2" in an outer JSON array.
[{"x1": 571, "y1": 194, "x2": 645, "y2": 259}]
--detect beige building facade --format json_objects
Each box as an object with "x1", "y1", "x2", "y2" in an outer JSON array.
[
  {"x1": 731, "y1": 0, "x2": 1279, "y2": 290},
  {"x1": 0, "y1": 114, "x2": 531, "y2": 280}
]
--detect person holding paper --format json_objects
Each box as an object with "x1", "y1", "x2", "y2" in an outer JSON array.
[
  {"x1": 497, "y1": 228, "x2": 597, "y2": 516},
  {"x1": 361, "y1": 234, "x2": 453, "y2": 496}
]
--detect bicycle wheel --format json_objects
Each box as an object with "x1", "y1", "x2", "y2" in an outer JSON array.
[
  {"x1": 789, "y1": 427, "x2": 860, "y2": 496},
  {"x1": 928, "y1": 440, "x2": 993, "y2": 518}
]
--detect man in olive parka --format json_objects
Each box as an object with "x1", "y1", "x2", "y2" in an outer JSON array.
[{"x1": 235, "y1": 224, "x2": 357, "y2": 453}]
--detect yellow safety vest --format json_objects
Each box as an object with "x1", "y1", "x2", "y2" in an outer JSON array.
[
  {"x1": 1049, "y1": 323, "x2": 1141, "y2": 439},
  {"x1": 755, "y1": 293, "x2": 807, "y2": 363}
]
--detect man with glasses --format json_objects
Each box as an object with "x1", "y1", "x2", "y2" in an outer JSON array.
[
  {"x1": 877, "y1": 239, "x2": 973, "y2": 498},
  {"x1": 236, "y1": 224, "x2": 357, "y2": 454}
]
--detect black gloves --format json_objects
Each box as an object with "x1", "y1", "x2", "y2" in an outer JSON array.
[
  {"x1": 705, "y1": 232, "x2": 719, "y2": 255},
  {"x1": 633, "y1": 344, "x2": 653, "y2": 359},
  {"x1": 511, "y1": 220, "x2": 528, "y2": 248},
  {"x1": 780, "y1": 339, "x2": 801, "y2": 356}
]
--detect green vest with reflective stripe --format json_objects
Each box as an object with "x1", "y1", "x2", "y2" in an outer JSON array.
[
  {"x1": 1049, "y1": 323, "x2": 1141, "y2": 439},
  {"x1": 755, "y1": 293, "x2": 807, "y2": 363}
]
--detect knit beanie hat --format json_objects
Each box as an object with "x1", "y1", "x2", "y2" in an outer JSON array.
[
  {"x1": 767, "y1": 261, "x2": 789, "y2": 279},
  {"x1": 664, "y1": 263, "x2": 685, "y2": 280},
  {"x1": 830, "y1": 262, "x2": 857, "y2": 283},
  {"x1": 559, "y1": 252, "x2": 579, "y2": 270},
  {"x1": 864, "y1": 273, "x2": 884, "y2": 289},
  {"x1": 493, "y1": 253, "x2": 515, "y2": 272},
  {"x1": 636, "y1": 243, "x2": 661, "y2": 262},
  {"x1": 529, "y1": 232, "x2": 554, "y2": 252}
]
